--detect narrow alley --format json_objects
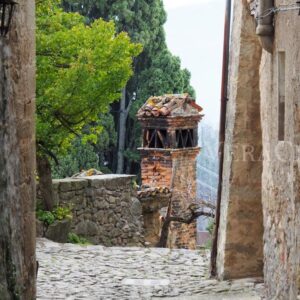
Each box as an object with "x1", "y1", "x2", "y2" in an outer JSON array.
[{"x1": 37, "y1": 239, "x2": 264, "y2": 300}]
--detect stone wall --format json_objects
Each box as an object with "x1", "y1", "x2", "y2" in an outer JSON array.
[
  {"x1": 217, "y1": 0, "x2": 264, "y2": 280},
  {"x1": 217, "y1": 0, "x2": 300, "y2": 298},
  {"x1": 259, "y1": 1, "x2": 300, "y2": 298},
  {"x1": 38, "y1": 175, "x2": 145, "y2": 247},
  {"x1": 0, "y1": 1, "x2": 36, "y2": 299}
]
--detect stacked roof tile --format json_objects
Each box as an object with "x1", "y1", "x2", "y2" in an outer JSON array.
[
  {"x1": 137, "y1": 186, "x2": 171, "y2": 198},
  {"x1": 137, "y1": 94, "x2": 203, "y2": 118}
]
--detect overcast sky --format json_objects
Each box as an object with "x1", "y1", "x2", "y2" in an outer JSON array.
[{"x1": 163, "y1": 0, "x2": 225, "y2": 129}]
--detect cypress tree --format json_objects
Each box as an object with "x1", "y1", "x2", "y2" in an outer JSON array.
[{"x1": 62, "y1": 0, "x2": 195, "y2": 174}]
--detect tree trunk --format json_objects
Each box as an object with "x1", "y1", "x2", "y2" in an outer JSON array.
[
  {"x1": 157, "y1": 202, "x2": 215, "y2": 248},
  {"x1": 117, "y1": 88, "x2": 127, "y2": 174},
  {"x1": 37, "y1": 154, "x2": 54, "y2": 211},
  {"x1": 0, "y1": 1, "x2": 36, "y2": 298},
  {"x1": 157, "y1": 219, "x2": 172, "y2": 248}
]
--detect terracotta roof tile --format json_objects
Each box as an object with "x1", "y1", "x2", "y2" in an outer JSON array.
[
  {"x1": 137, "y1": 186, "x2": 171, "y2": 198},
  {"x1": 137, "y1": 94, "x2": 203, "y2": 118}
]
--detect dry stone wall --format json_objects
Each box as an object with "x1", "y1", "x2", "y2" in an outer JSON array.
[{"x1": 38, "y1": 175, "x2": 145, "y2": 247}]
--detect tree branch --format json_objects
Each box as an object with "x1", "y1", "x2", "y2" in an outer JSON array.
[
  {"x1": 157, "y1": 201, "x2": 215, "y2": 248},
  {"x1": 37, "y1": 142, "x2": 59, "y2": 166}
]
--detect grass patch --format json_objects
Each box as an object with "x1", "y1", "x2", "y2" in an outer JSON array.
[{"x1": 67, "y1": 233, "x2": 92, "y2": 246}]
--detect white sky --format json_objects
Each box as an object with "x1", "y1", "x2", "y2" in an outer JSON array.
[
  {"x1": 163, "y1": 0, "x2": 225, "y2": 129},
  {"x1": 164, "y1": 0, "x2": 216, "y2": 10}
]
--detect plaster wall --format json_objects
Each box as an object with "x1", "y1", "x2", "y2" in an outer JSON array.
[
  {"x1": 217, "y1": 0, "x2": 264, "y2": 279},
  {"x1": 260, "y1": 1, "x2": 300, "y2": 297}
]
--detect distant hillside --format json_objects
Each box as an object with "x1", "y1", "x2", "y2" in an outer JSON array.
[
  {"x1": 197, "y1": 123, "x2": 219, "y2": 203},
  {"x1": 196, "y1": 123, "x2": 219, "y2": 233}
]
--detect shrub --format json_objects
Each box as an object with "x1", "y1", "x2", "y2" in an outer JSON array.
[
  {"x1": 52, "y1": 206, "x2": 73, "y2": 221},
  {"x1": 67, "y1": 233, "x2": 91, "y2": 245},
  {"x1": 36, "y1": 205, "x2": 73, "y2": 225},
  {"x1": 36, "y1": 210, "x2": 55, "y2": 226}
]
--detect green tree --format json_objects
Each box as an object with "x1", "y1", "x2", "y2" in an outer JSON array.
[
  {"x1": 62, "y1": 0, "x2": 195, "y2": 175},
  {"x1": 51, "y1": 139, "x2": 99, "y2": 179},
  {"x1": 52, "y1": 113, "x2": 117, "y2": 178},
  {"x1": 36, "y1": 0, "x2": 142, "y2": 210},
  {"x1": 127, "y1": 49, "x2": 195, "y2": 172}
]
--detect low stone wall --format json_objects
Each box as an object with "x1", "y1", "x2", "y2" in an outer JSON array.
[{"x1": 38, "y1": 175, "x2": 145, "y2": 247}]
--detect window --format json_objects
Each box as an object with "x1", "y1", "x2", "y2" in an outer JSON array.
[
  {"x1": 175, "y1": 129, "x2": 195, "y2": 148},
  {"x1": 143, "y1": 128, "x2": 197, "y2": 149},
  {"x1": 278, "y1": 51, "x2": 286, "y2": 141},
  {"x1": 143, "y1": 129, "x2": 168, "y2": 148}
]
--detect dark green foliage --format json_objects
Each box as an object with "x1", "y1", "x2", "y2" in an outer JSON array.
[
  {"x1": 52, "y1": 113, "x2": 117, "y2": 178},
  {"x1": 52, "y1": 139, "x2": 99, "y2": 178},
  {"x1": 62, "y1": 0, "x2": 195, "y2": 174},
  {"x1": 36, "y1": 0, "x2": 141, "y2": 168},
  {"x1": 135, "y1": 49, "x2": 195, "y2": 104},
  {"x1": 67, "y1": 233, "x2": 91, "y2": 245},
  {"x1": 36, "y1": 206, "x2": 73, "y2": 225},
  {"x1": 36, "y1": 210, "x2": 55, "y2": 226}
]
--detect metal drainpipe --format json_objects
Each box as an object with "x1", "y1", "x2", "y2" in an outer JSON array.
[
  {"x1": 210, "y1": 0, "x2": 231, "y2": 278},
  {"x1": 256, "y1": 0, "x2": 274, "y2": 53}
]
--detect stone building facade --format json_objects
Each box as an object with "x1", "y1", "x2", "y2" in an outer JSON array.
[
  {"x1": 137, "y1": 94, "x2": 203, "y2": 249},
  {"x1": 217, "y1": 0, "x2": 300, "y2": 299},
  {"x1": 0, "y1": 1, "x2": 36, "y2": 299},
  {"x1": 216, "y1": 0, "x2": 264, "y2": 280},
  {"x1": 37, "y1": 175, "x2": 145, "y2": 247}
]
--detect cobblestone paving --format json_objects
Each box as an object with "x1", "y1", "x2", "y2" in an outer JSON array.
[{"x1": 37, "y1": 238, "x2": 264, "y2": 300}]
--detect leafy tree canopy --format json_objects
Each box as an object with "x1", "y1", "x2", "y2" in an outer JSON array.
[
  {"x1": 60, "y1": 0, "x2": 195, "y2": 174},
  {"x1": 36, "y1": 0, "x2": 142, "y2": 157},
  {"x1": 132, "y1": 48, "x2": 195, "y2": 118},
  {"x1": 52, "y1": 113, "x2": 117, "y2": 178},
  {"x1": 63, "y1": 0, "x2": 166, "y2": 49}
]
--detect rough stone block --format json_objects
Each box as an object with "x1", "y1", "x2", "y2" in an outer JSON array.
[
  {"x1": 45, "y1": 219, "x2": 71, "y2": 243},
  {"x1": 75, "y1": 220, "x2": 99, "y2": 236}
]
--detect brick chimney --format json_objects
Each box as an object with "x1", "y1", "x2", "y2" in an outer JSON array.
[{"x1": 137, "y1": 94, "x2": 203, "y2": 249}]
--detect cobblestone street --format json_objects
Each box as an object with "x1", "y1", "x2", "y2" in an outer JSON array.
[{"x1": 37, "y1": 238, "x2": 264, "y2": 300}]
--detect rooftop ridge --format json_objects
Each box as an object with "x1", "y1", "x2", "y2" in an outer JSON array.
[{"x1": 137, "y1": 94, "x2": 203, "y2": 118}]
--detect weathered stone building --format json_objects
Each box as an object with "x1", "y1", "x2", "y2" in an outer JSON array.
[
  {"x1": 0, "y1": 1, "x2": 36, "y2": 299},
  {"x1": 217, "y1": 0, "x2": 300, "y2": 299},
  {"x1": 137, "y1": 94, "x2": 203, "y2": 249}
]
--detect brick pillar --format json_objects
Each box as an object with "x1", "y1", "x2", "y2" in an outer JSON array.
[
  {"x1": 140, "y1": 148, "x2": 199, "y2": 249},
  {"x1": 168, "y1": 149, "x2": 199, "y2": 249},
  {"x1": 138, "y1": 95, "x2": 203, "y2": 249}
]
